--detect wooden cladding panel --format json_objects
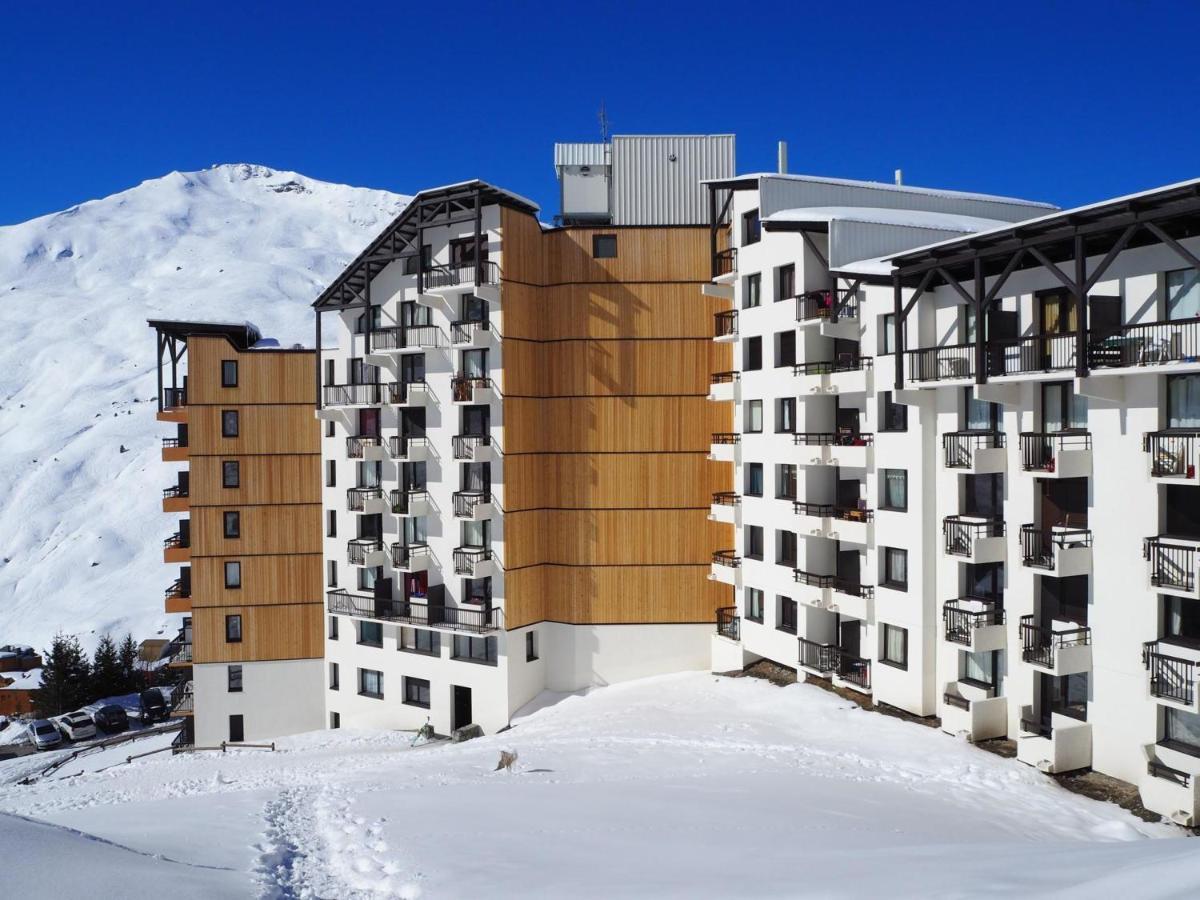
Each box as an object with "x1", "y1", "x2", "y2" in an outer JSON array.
[
  {"x1": 186, "y1": 337, "x2": 315, "y2": 406},
  {"x1": 504, "y1": 566, "x2": 732, "y2": 629},
  {"x1": 498, "y1": 207, "x2": 545, "y2": 285},
  {"x1": 189, "y1": 455, "x2": 321, "y2": 506},
  {"x1": 504, "y1": 511, "x2": 731, "y2": 569},
  {"x1": 503, "y1": 339, "x2": 720, "y2": 398},
  {"x1": 503, "y1": 397, "x2": 730, "y2": 454},
  {"x1": 192, "y1": 603, "x2": 323, "y2": 664},
  {"x1": 504, "y1": 454, "x2": 730, "y2": 511},
  {"x1": 191, "y1": 505, "x2": 322, "y2": 557},
  {"x1": 191, "y1": 554, "x2": 322, "y2": 609},
  {"x1": 187, "y1": 405, "x2": 319, "y2": 455}
]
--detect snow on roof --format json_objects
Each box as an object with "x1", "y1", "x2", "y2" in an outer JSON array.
[
  {"x1": 409, "y1": 179, "x2": 540, "y2": 213},
  {"x1": 0, "y1": 644, "x2": 35, "y2": 657},
  {"x1": 831, "y1": 255, "x2": 895, "y2": 278},
  {"x1": 764, "y1": 206, "x2": 1012, "y2": 234},
  {"x1": 0, "y1": 667, "x2": 42, "y2": 690}
]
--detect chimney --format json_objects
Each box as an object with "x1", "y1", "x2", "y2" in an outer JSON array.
[
  {"x1": 778, "y1": 141, "x2": 788, "y2": 175},
  {"x1": 894, "y1": 168, "x2": 903, "y2": 186}
]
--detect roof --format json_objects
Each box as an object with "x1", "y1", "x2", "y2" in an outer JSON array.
[
  {"x1": 764, "y1": 206, "x2": 1012, "y2": 234},
  {"x1": 146, "y1": 319, "x2": 262, "y2": 349},
  {"x1": 0, "y1": 668, "x2": 41, "y2": 691}
]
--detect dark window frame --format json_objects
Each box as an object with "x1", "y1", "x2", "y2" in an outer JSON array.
[
  {"x1": 358, "y1": 668, "x2": 384, "y2": 699},
  {"x1": 881, "y1": 547, "x2": 908, "y2": 591},
  {"x1": 742, "y1": 209, "x2": 761, "y2": 245},
  {"x1": 221, "y1": 360, "x2": 238, "y2": 388},
  {"x1": 592, "y1": 234, "x2": 618, "y2": 259},
  {"x1": 224, "y1": 560, "x2": 241, "y2": 589},
  {"x1": 879, "y1": 468, "x2": 908, "y2": 512},
  {"x1": 744, "y1": 463, "x2": 764, "y2": 498},
  {"x1": 745, "y1": 524, "x2": 764, "y2": 561},
  {"x1": 329, "y1": 661, "x2": 339, "y2": 690},
  {"x1": 880, "y1": 623, "x2": 909, "y2": 670},
  {"x1": 745, "y1": 587, "x2": 764, "y2": 623},
  {"x1": 221, "y1": 409, "x2": 239, "y2": 438},
  {"x1": 223, "y1": 511, "x2": 240, "y2": 539},
  {"x1": 399, "y1": 627, "x2": 439, "y2": 657},
  {"x1": 225, "y1": 614, "x2": 242, "y2": 643},
  {"x1": 880, "y1": 392, "x2": 908, "y2": 433},
  {"x1": 222, "y1": 460, "x2": 240, "y2": 489},
  {"x1": 227, "y1": 664, "x2": 243, "y2": 693},
  {"x1": 526, "y1": 630, "x2": 538, "y2": 662},
  {"x1": 743, "y1": 335, "x2": 763, "y2": 371},
  {"x1": 777, "y1": 596, "x2": 798, "y2": 634},
  {"x1": 357, "y1": 620, "x2": 383, "y2": 648},
  {"x1": 403, "y1": 676, "x2": 431, "y2": 708}
]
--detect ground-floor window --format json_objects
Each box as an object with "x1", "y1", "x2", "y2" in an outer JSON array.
[
  {"x1": 229, "y1": 714, "x2": 244, "y2": 743},
  {"x1": 404, "y1": 676, "x2": 431, "y2": 708},
  {"x1": 358, "y1": 668, "x2": 384, "y2": 698},
  {"x1": 961, "y1": 649, "x2": 996, "y2": 688},
  {"x1": 1163, "y1": 707, "x2": 1200, "y2": 756},
  {"x1": 452, "y1": 635, "x2": 498, "y2": 665},
  {"x1": 330, "y1": 711, "x2": 340, "y2": 729},
  {"x1": 880, "y1": 624, "x2": 908, "y2": 670},
  {"x1": 526, "y1": 630, "x2": 538, "y2": 662}
]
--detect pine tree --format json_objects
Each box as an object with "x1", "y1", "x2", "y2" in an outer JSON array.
[
  {"x1": 33, "y1": 633, "x2": 91, "y2": 716},
  {"x1": 118, "y1": 633, "x2": 140, "y2": 693},
  {"x1": 91, "y1": 634, "x2": 123, "y2": 701}
]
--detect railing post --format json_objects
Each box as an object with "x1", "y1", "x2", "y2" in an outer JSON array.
[
  {"x1": 1074, "y1": 233, "x2": 1089, "y2": 379},
  {"x1": 974, "y1": 257, "x2": 987, "y2": 385},
  {"x1": 893, "y1": 273, "x2": 904, "y2": 389}
]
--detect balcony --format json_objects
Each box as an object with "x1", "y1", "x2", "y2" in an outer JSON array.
[
  {"x1": 391, "y1": 542, "x2": 430, "y2": 573},
  {"x1": 161, "y1": 436, "x2": 188, "y2": 462},
  {"x1": 1144, "y1": 536, "x2": 1200, "y2": 599},
  {"x1": 164, "y1": 577, "x2": 191, "y2": 614},
  {"x1": 942, "y1": 431, "x2": 1006, "y2": 473},
  {"x1": 795, "y1": 289, "x2": 860, "y2": 325},
  {"x1": 1142, "y1": 640, "x2": 1200, "y2": 712},
  {"x1": 347, "y1": 537, "x2": 386, "y2": 567},
  {"x1": 830, "y1": 577, "x2": 874, "y2": 622},
  {"x1": 388, "y1": 380, "x2": 430, "y2": 407},
  {"x1": 713, "y1": 309, "x2": 737, "y2": 342},
  {"x1": 327, "y1": 588, "x2": 501, "y2": 634},
  {"x1": 940, "y1": 683, "x2": 1007, "y2": 742},
  {"x1": 710, "y1": 549, "x2": 740, "y2": 586},
  {"x1": 346, "y1": 435, "x2": 387, "y2": 461},
  {"x1": 1089, "y1": 317, "x2": 1200, "y2": 372},
  {"x1": 942, "y1": 598, "x2": 1006, "y2": 652},
  {"x1": 453, "y1": 547, "x2": 496, "y2": 578},
  {"x1": 798, "y1": 639, "x2": 871, "y2": 693},
  {"x1": 163, "y1": 531, "x2": 190, "y2": 564},
  {"x1": 792, "y1": 431, "x2": 874, "y2": 468},
  {"x1": 1144, "y1": 431, "x2": 1200, "y2": 482},
  {"x1": 1141, "y1": 745, "x2": 1200, "y2": 827},
  {"x1": 390, "y1": 488, "x2": 430, "y2": 517},
  {"x1": 1017, "y1": 705, "x2": 1092, "y2": 773},
  {"x1": 1019, "y1": 524, "x2": 1092, "y2": 576},
  {"x1": 715, "y1": 606, "x2": 740, "y2": 642},
  {"x1": 452, "y1": 433, "x2": 493, "y2": 462},
  {"x1": 453, "y1": 490, "x2": 493, "y2": 520},
  {"x1": 170, "y1": 682, "x2": 195, "y2": 718},
  {"x1": 451, "y1": 375, "x2": 494, "y2": 404},
  {"x1": 162, "y1": 484, "x2": 189, "y2": 513},
  {"x1": 347, "y1": 486, "x2": 388, "y2": 515},
  {"x1": 422, "y1": 260, "x2": 500, "y2": 300},
  {"x1": 709, "y1": 491, "x2": 739, "y2": 525},
  {"x1": 167, "y1": 643, "x2": 193, "y2": 668},
  {"x1": 158, "y1": 387, "x2": 188, "y2": 422},
  {"x1": 1019, "y1": 615, "x2": 1092, "y2": 675},
  {"x1": 450, "y1": 319, "x2": 491, "y2": 348},
  {"x1": 323, "y1": 383, "x2": 382, "y2": 409},
  {"x1": 796, "y1": 355, "x2": 874, "y2": 395},
  {"x1": 366, "y1": 325, "x2": 443, "y2": 360},
  {"x1": 905, "y1": 343, "x2": 974, "y2": 384},
  {"x1": 708, "y1": 370, "x2": 739, "y2": 403},
  {"x1": 942, "y1": 515, "x2": 1006, "y2": 563},
  {"x1": 988, "y1": 333, "x2": 1077, "y2": 378},
  {"x1": 389, "y1": 435, "x2": 430, "y2": 462},
  {"x1": 1019, "y1": 431, "x2": 1092, "y2": 477},
  {"x1": 793, "y1": 501, "x2": 874, "y2": 546},
  {"x1": 793, "y1": 570, "x2": 833, "y2": 609},
  {"x1": 709, "y1": 432, "x2": 739, "y2": 463},
  {"x1": 712, "y1": 247, "x2": 737, "y2": 283}
]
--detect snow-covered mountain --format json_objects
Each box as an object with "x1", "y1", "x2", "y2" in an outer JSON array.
[{"x1": 0, "y1": 164, "x2": 409, "y2": 654}]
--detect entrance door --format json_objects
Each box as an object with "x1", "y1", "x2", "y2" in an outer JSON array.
[
  {"x1": 229, "y1": 714, "x2": 244, "y2": 743},
  {"x1": 452, "y1": 686, "x2": 473, "y2": 732}
]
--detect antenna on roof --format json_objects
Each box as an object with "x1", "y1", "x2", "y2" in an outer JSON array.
[
  {"x1": 598, "y1": 101, "x2": 611, "y2": 143},
  {"x1": 894, "y1": 169, "x2": 903, "y2": 186}
]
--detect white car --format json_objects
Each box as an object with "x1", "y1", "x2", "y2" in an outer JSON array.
[{"x1": 57, "y1": 711, "x2": 97, "y2": 742}]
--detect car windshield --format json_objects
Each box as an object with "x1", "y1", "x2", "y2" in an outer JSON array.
[{"x1": 34, "y1": 724, "x2": 55, "y2": 735}]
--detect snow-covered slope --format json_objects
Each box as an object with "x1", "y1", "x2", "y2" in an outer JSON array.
[{"x1": 0, "y1": 164, "x2": 407, "y2": 653}]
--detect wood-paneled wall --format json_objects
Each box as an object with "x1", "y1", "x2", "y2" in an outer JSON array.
[
  {"x1": 503, "y1": 339, "x2": 719, "y2": 398},
  {"x1": 187, "y1": 337, "x2": 315, "y2": 406},
  {"x1": 191, "y1": 506, "x2": 322, "y2": 556},
  {"x1": 503, "y1": 397, "x2": 728, "y2": 454},
  {"x1": 192, "y1": 555, "x2": 322, "y2": 610},
  {"x1": 504, "y1": 454, "x2": 730, "y2": 511},
  {"x1": 187, "y1": 405, "x2": 318, "y2": 455},
  {"x1": 504, "y1": 512, "x2": 729, "y2": 569},
  {"x1": 189, "y1": 455, "x2": 321, "y2": 506},
  {"x1": 192, "y1": 604, "x2": 324, "y2": 663}
]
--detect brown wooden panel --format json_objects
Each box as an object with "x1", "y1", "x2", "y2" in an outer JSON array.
[
  {"x1": 504, "y1": 453, "x2": 729, "y2": 511},
  {"x1": 187, "y1": 336, "x2": 315, "y2": 406},
  {"x1": 191, "y1": 554, "x2": 322, "y2": 608},
  {"x1": 540, "y1": 228, "x2": 708, "y2": 285},
  {"x1": 190, "y1": 455, "x2": 321, "y2": 506},
  {"x1": 502, "y1": 397, "x2": 730, "y2": 453},
  {"x1": 187, "y1": 405, "x2": 319, "y2": 455},
  {"x1": 499, "y1": 207, "x2": 545, "y2": 285},
  {"x1": 504, "y1": 339, "x2": 718, "y2": 398},
  {"x1": 191, "y1": 505, "x2": 322, "y2": 557},
  {"x1": 192, "y1": 603, "x2": 323, "y2": 663}
]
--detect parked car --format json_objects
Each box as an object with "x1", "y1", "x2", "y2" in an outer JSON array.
[
  {"x1": 139, "y1": 688, "x2": 166, "y2": 723},
  {"x1": 28, "y1": 719, "x2": 63, "y2": 751},
  {"x1": 93, "y1": 705, "x2": 129, "y2": 734},
  {"x1": 57, "y1": 711, "x2": 97, "y2": 742}
]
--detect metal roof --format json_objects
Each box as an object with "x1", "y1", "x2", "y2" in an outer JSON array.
[{"x1": 146, "y1": 319, "x2": 262, "y2": 349}]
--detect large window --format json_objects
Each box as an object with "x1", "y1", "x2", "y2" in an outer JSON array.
[
  {"x1": 742, "y1": 209, "x2": 761, "y2": 245},
  {"x1": 452, "y1": 635, "x2": 498, "y2": 665},
  {"x1": 775, "y1": 398, "x2": 795, "y2": 433},
  {"x1": 358, "y1": 668, "x2": 384, "y2": 699},
  {"x1": 880, "y1": 469, "x2": 908, "y2": 512},
  {"x1": 743, "y1": 336, "x2": 762, "y2": 371},
  {"x1": 745, "y1": 587, "x2": 764, "y2": 623},
  {"x1": 880, "y1": 392, "x2": 907, "y2": 432},
  {"x1": 774, "y1": 331, "x2": 796, "y2": 367},
  {"x1": 357, "y1": 621, "x2": 383, "y2": 647},
  {"x1": 777, "y1": 597, "x2": 797, "y2": 634},
  {"x1": 775, "y1": 464, "x2": 797, "y2": 501},
  {"x1": 881, "y1": 548, "x2": 908, "y2": 591},
  {"x1": 743, "y1": 273, "x2": 761, "y2": 309},
  {"x1": 745, "y1": 525, "x2": 764, "y2": 561},
  {"x1": 880, "y1": 624, "x2": 908, "y2": 670},
  {"x1": 745, "y1": 400, "x2": 763, "y2": 433},
  {"x1": 1166, "y1": 268, "x2": 1200, "y2": 321},
  {"x1": 1167, "y1": 374, "x2": 1200, "y2": 429},
  {"x1": 744, "y1": 463, "x2": 763, "y2": 497},
  {"x1": 776, "y1": 530, "x2": 797, "y2": 568},
  {"x1": 221, "y1": 360, "x2": 238, "y2": 388},
  {"x1": 404, "y1": 676, "x2": 431, "y2": 708},
  {"x1": 400, "y1": 627, "x2": 439, "y2": 656},
  {"x1": 221, "y1": 410, "x2": 239, "y2": 438},
  {"x1": 1047, "y1": 672, "x2": 1089, "y2": 721},
  {"x1": 961, "y1": 649, "x2": 996, "y2": 687},
  {"x1": 1164, "y1": 596, "x2": 1200, "y2": 647},
  {"x1": 776, "y1": 264, "x2": 795, "y2": 302},
  {"x1": 1164, "y1": 707, "x2": 1200, "y2": 755}
]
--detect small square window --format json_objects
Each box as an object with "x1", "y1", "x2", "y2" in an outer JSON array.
[
  {"x1": 592, "y1": 234, "x2": 617, "y2": 258},
  {"x1": 228, "y1": 664, "x2": 243, "y2": 693},
  {"x1": 224, "y1": 561, "x2": 242, "y2": 589},
  {"x1": 222, "y1": 410, "x2": 239, "y2": 438},
  {"x1": 358, "y1": 621, "x2": 383, "y2": 647},
  {"x1": 222, "y1": 461, "x2": 240, "y2": 488},
  {"x1": 223, "y1": 511, "x2": 240, "y2": 539},
  {"x1": 526, "y1": 630, "x2": 539, "y2": 662},
  {"x1": 358, "y1": 668, "x2": 384, "y2": 699},
  {"x1": 225, "y1": 614, "x2": 242, "y2": 643},
  {"x1": 221, "y1": 360, "x2": 238, "y2": 388}
]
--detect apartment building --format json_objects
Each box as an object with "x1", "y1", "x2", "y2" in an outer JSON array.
[
  {"x1": 314, "y1": 136, "x2": 735, "y2": 736},
  {"x1": 708, "y1": 173, "x2": 1200, "y2": 826},
  {"x1": 150, "y1": 320, "x2": 325, "y2": 746}
]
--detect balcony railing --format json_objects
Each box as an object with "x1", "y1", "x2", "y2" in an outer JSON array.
[
  {"x1": 1019, "y1": 615, "x2": 1091, "y2": 668},
  {"x1": 347, "y1": 486, "x2": 383, "y2": 512},
  {"x1": 1143, "y1": 431, "x2": 1200, "y2": 478},
  {"x1": 390, "y1": 488, "x2": 428, "y2": 514},
  {"x1": 323, "y1": 383, "x2": 382, "y2": 406},
  {"x1": 943, "y1": 598, "x2": 1005, "y2": 645},
  {"x1": 453, "y1": 547, "x2": 493, "y2": 575},
  {"x1": 796, "y1": 289, "x2": 860, "y2": 322},
  {"x1": 1089, "y1": 317, "x2": 1200, "y2": 369},
  {"x1": 388, "y1": 380, "x2": 429, "y2": 405},
  {"x1": 1019, "y1": 431, "x2": 1091, "y2": 472},
  {"x1": 162, "y1": 437, "x2": 187, "y2": 449},
  {"x1": 716, "y1": 606, "x2": 740, "y2": 641},
  {"x1": 712, "y1": 491, "x2": 740, "y2": 506},
  {"x1": 794, "y1": 570, "x2": 834, "y2": 587},
  {"x1": 906, "y1": 343, "x2": 974, "y2": 382},
  {"x1": 793, "y1": 356, "x2": 873, "y2": 377},
  {"x1": 425, "y1": 260, "x2": 499, "y2": 289},
  {"x1": 793, "y1": 432, "x2": 875, "y2": 447},
  {"x1": 714, "y1": 247, "x2": 736, "y2": 278},
  {"x1": 452, "y1": 433, "x2": 492, "y2": 459},
  {"x1": 453, "y1": 491, "x2": 491, "y2": 518},
  {"x1": 347, "y1": 537, "x2": 383, "y2": 565},
  {"x1": 833, "y1": 650, "x2": 871, "y2": 689},
  {"x1": 1142, "y1": 641, "x2": 1197, "y2": 706},
  {"x1": 943, "y1": 431, "x2": 1004, "y2": 468},
  {"x1": 943, "y1": 692, "x2": 971, "y2": 711},
  {"x1": 165, "y1": 578, "x2": 191, "y2": 601},
  {"x1": 162, "y1": 485, "x2": 189, "y2": 500},
  {"x1": 1144, "y1": 537, "x2": 1199, "y2": 592},
  {"x1": 943, "y1": 516, "x2": 1005, "y2": 556},
  {"x1": 172, "y1": 683, "x2": 195, "y2": 715},
  {"x1": 714, "y1": 309, "x2": 738, "y2": 338},
  {"x1": 712, "y1": 432, "x2": 740, "y2": 445},
  {"x1": 792, "y1": 502, "x2": 874, "y2": 522},
  {"x1": 389, "y1": 435, "x2": 429, "y2": 458},
  {"x1": 989, "y1": 333, "x2": 1077, "y2": 376},
  {"x1": 1147, "y1": 759, "x2": 1192, "y2": 788},
  {"x1": 368, "y1": 325, "x2": 442, "y2": 352},
  {"x1": 163, "y1": 532, "x2": 190, "y2": 551},
  {"x1": 833, "y1": 578, "x2": 873, "y2": 599},
  {"x1": 391, "y1": 542, "x2": 430, "y2": 569},
  {"x1": 346, "y1": 435, "x2": 383, "y2": 459},
  {"x1": 799, "y1": 638, "x2": 836, "y2": 672},
  {"x1": 327, "y1": 588, "x2": 500, "y2": 634},
  {"x1": 1019, "y1": 524, "x2": 1092, "y2": 569},
  {"x1": 451, "y1": 375, "x2": 493, "y2": 403},
  {"x1": 711, "y1": 370, "x2": 739, "y2": 384},
  {"x1": 451, "y1": 320, "x2": 490, "y2": 344},
  {"x1": 712, "y1": 549, "x2": 740, "y2": 568},
  {"x1": 162, "y1": 387, "x2": 187, "y2": 408}
]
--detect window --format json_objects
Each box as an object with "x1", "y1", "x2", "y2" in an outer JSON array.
[
  {"x1": 743, "y1": 273, "x2": 761, "y2": 309},
  {"x1": 221, "y1": 360, "x2": 238, "y2": 388},
  {"x1": 880, "y1": 624, "x2": 908, "y2": 670},
  {"x1": 745, "y1": 525, "x2": 764, "y2": 561},
  {"x1": 1164, "y1": 707, "x2": 1200, "y2": 755},
  {"x1": 776, "y1": 264, "x2": 795, "y2": 302},
  {"x1": 399, "y1": 628, "x2": 439, "y2": 656},
  {"x1": 452, "y1": 635, "x2": 498, "y2": 665},
  {"x1": 327, "y1": 560, "x2": 338, "y2": 589},
  {"x1": 881, "y1": 548, "x2": 908, "y2": 591},
  {"x1": 742, "y1": 209, "x2": 761, "y2": 245},
  {"x1": 330, "y1": 711, "x2": 340, "y2": 729},
  {"x1": 329, "y1": 662, "x2": 339, "y2": 690},
  {"x1": 960, "y1": 304, "x2": 977, "y2": 343},
  {"x1": 775, "y1": 398, "x2": 795, "y2": 433},
  {"x1": 745, "y1": 587, "x2": 764, "y2": 623},
  {"x1": 325, "y1": 419, "x2": 335, "y2": 438},
  {"x1": 745, "y1": 400, "x2": 763, "y2": 433},
  {"x1": 880, "y1": 392, "x2": 907, "y2": 432},
  {"x1": 328, "y1": 615, "x2": 339, "y2": 640},
  {"x1": 221, "y1": 410, "x2": 239, "y2": 438},
  {"x1": 775, "y1": 464, "x2": 797, "y2": 500},
  {"x1": 880, "y1": 469, "x2": 908, "y2": 512},
  {"x1": 1164, "y1": 596, "x2": 1200, "y2": 647},
  {"x1": 228, "y1": 665, "x2": 243, "y2": 692},
  {"x1": 224, "y1": 561, "x2": 241, "y2": 589},
  {"x1": 743, "y1": 336, "x2": 762, "y2": 371},
  {"x1": 776, "y1": 530, "x2": 797, "y2": 568},
  {"x1": 229, "y1": 715, "x2": 244, "y2": 743},
  {"x1": 526, "y1": 630, "x2": 539, "y2": 662},
  {"x1": 326, "y1": 460, "x2": 336, "y2": 487},
  {"x1": 358, "y1": 668, "x2": 384, "y2": 699},
  {"x1": 961, "y1": 650, "x2": 996, "y2": 687},
  {"x1": 404, "y1": 676, "x2": 431, "y2": 708},
  {"x1": 327, "y1": 510, "x2": 337, "y2": 538},
  {"x1": 774, "y1": 331, "x2": 796, "y2": 367},
  {"x1": 225, "y1": 614, "x2": 242, "y2": 643},
  {"x1": 1167, "y1": 374, "x2": 1200, "y2": 429},
  {"x1": 1167, "y1": 268, "x2": 1200, "y2": 321},
  {"x1": 222, "y1": 460, "x2": 240, "y2": 488},
  {"x1": 880, "y1": 313, "x2": 900, "y2": 355},
  {"x1": 744, "y1": 463, "x2": 763, "y2": 497},
  {"x1": 223, "y1": 511, "x2": 240, "y2": 539},
  {"x1": 1048, "y1": 672, "x2": 1089, "y2": 721},
  {"x1": 357, "y1": 621, "x2": 383, "y2": 648},
  {"x1": 963, "y1": 389, "x2": 999, "y2": 432},
  {"x1": 592, "y1": 234, "x2": 617, "y2": 259},
  {"x1": 777, "y1": 596, "x2": 797, "y2": 634},
  {"x1": 324, "y1": 358, "x2": 335, "y2": 386}
]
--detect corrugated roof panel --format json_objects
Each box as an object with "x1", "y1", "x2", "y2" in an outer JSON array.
[
  {"x1": 554, "y1": 143, "x2": 610, "y2": 167},
  {"x1": 611, "y1": 135, "x2": 735, "y2": 226},
  {"x1": 828, "y1": 220, "x2": 979, "y2": 271}
]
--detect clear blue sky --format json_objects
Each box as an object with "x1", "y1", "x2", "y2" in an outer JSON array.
[{"x1": 3, "y1": 0, "x2": 1198, "y2": 225}]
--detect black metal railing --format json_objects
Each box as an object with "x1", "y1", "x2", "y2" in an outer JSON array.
[
  {"x1": 792, "y1": 501, "x2": 875, "y2": 523},
  {"x1": 452, "y1": 433, "x2": 491, "y2": 459},
  {"x1": 1142, "y1": 641, "x2": 1197, "y2": 706},
  {"x1": 712, "y1": 549, "x2": 740, "y2": 568},
  {"x1": 1144, "y1": 431, "x2": 1200, "y2": 478},
  {"x1": 796, "y1": 289, "x2": 860, "y2": 322},
  {"x1": 1019, "y1": 524, "x2": 1093, "y2": 569},
  {"x1": 1144, "y1": 537, "x2": 1199, "y2": 593},
  {"x1": 712, "y1": 491, "x2": 740, "y2": 506},
  {"x1": 793, "y1": 356, "x2": 873, "y2": 377},
  {"x1": 425, "y1": 260, "x2": 499, "y2": 289},
  {"x1": 451, "y1": 320, "x2": 490, "y2": 344},
  {"x1": 714, "y1": 309, "x2": 738, "y2": 338},
  {"x1": 799, "y1": 638, "x2": 835, "y2": 672},
  {"x1": 943, "y1": 516, "x2": 1006, "y2": 556},
  {"x1": 389, "y1": 435, "x2": 429, "y2": 459},
  {"x1": 347, "y1": 537, "x2": 383, "y2": 565},
  {"x1": 943, "y1": 431, "x2": 1005, "y2": 468},
  {"x1": 832, "y1": 578, "x2": 874, "y2": 599},
  {"x1": 388, "y1": 380, "x2": 429, "y2": 405},
  {"x1": 794, "y1": 570, "x2": 834, "y2": 587},
  {"x1": 1020, "y1": 615, "x2": 1091, "y2": 668},
  {"x1": 943, "y1": 692, "x2": 970, "y2": 711},
  {"x1": 390, "y1": 542, "x2": 430, "y2": 570},
  {"x1": 346, "y1": 435, "x2": 382, "y2": 458},
  {"x1": 793, "y1": 432, "x2": 875, "y2": 447},
  {"x1": 454, "y1": 547, "x2": 493, "y2": 575},
  {"x1": 833, "y1": 649, "x2": 871, "y2": 689},
  {"x1": 162, "y1": 437, "x2": 187, "y2": 449},
  {"x1": 163, "y1": 532, "x2": 189, "y2": 551},
  {"x1": 1019, "y1": 431, "x2": 1091, "y2": 472},
  {"x1": 943, "y1": 598, "x2": 1005, "y2": 645},
  {"x1": 451, "y1": 374, "x2": 493, "y2": 403},
  {"x1": 906, "y1": 343, "x2": 974, "y2": 382},
  {"x1": 162, "y1": 485, "x2": 189, "y2": 500},
  {"x1": 1020, "y1": 716, "x2": 1053, "y2": 739},
  {"x1": 1089, "y1": 318, "x2": 1200, "y2": 369},
  {"x1": 988, "y1": 333, "x2": 1077, "y2": 376},
  {"x1": 163, "y1": 387, "x2": 187, "y2": 408},
  {"x1": 390, "y1": 488, "x2": 428, "y2": 515},
  {"x1": 453, "y1": 491, "x2": 491, "y2": 518},
  {"x1": 711, "y1": 370, "x2": 740, "y2": 384},
  {"x1": 1148, "y1": 759, "x2": 1192, "y2": 788},
  {"x1": 165, "y1": 578, "x2": 190, "y2": 600},
  {"x1": 714, "y1": 247, "x2": 736, "y2": 278},
  {"x1": 371, "y1": 324, "x2": 442, "y2": 352},
  {"x1": 346, "y1": 486, "x2": 383, "y2": 512},
  {"x1": 711, "y1": 432, "x2": 740, "y2": 446},
  {"x1": 716, "y1": 606, "x2": 740, "y2": 641},
  {"x1": 323, "y1": 383, "x2": 382, "y2": 406},
  {"x1": 327, "y1": 588, "x2": 500, "y2": 634}
]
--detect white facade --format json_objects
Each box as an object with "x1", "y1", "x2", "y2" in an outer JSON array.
[{"x1": 193, "y1": 659, "x2": 324, "y2": 746}]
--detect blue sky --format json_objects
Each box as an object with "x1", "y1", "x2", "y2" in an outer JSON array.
[{"x1": 2, "y1": 0, "x2": 1198, "y2": 225}]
